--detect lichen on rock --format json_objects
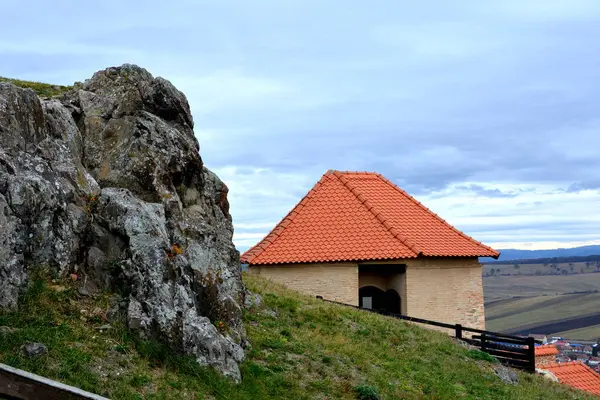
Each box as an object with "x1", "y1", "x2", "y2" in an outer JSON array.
[{"x1": 0, "y1": 64, "x2": 246, "y2": 381}]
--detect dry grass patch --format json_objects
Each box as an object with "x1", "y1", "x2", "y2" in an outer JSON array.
[{"x1": 0, "y1": 76, "x2": 72, "y2": 97}]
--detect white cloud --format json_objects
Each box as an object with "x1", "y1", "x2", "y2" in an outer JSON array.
[
  {"x1": 212, "y1": 165, "x2": 324, "y2": 250},
  {"x1": 416, "y1": 182, "x2": 600, "y2": 249},
  {"x1": 4, "y1": 0, "x2": 600, "y2": 253},
  {"x1": 172, "y1": 70, "x2": 285, "y2": 115}
]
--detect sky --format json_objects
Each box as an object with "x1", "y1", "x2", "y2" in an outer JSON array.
[{"x1": 2, "y1": 1, "x2": 600, "y2": 252}]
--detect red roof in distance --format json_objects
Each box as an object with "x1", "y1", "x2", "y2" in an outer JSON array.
[
  {"x1": 536, "y1": 345, "x2": 560, "y2": 356},
  {"x1": 241, "y1": 170, "x2": 500, "y2": 265},
  {"x1": 542, "y1": 361, "x2": 600, "y2": 396}
]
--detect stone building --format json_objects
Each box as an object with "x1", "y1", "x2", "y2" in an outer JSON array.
[
  {"x1": 535, "y1": 344, "x2": 560, "y2": 367},
  {"x1": 242, "y1": 170, "x2": 499, "y2": 329}
]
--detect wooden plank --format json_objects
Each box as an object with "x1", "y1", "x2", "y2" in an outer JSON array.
[
  {"x1": 465, "y1": 340, "x2": 529, "y2": 354},
  {"x1": 460, "y1": 327, "x2": 529, "y2": 341},
  {"x1": 471, "y1": 335, "x2": 528, "y2": 346},
  {"x1": 0, "y1": 363, "x2": 108, "y2": 400},
  {"x1": 495, "y1": 357, "x2": 533, "y2": 369},
  {"x1": 482, "y1": 348, "x2": 531, "y2": 361},
  {"x1": 393, "y1": 315, "x2": 456, "y2": 330}
]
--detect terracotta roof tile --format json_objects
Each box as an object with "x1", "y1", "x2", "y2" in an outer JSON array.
[
  {"x1": 536, "y1": 345, "x2": 560, "y2": 356},
  {"x1": 241, "y1": 170, "x2": 500, "y2": 265},
  {"x1": 541, "y1": 361, "x2": 600, "y2": 396}
]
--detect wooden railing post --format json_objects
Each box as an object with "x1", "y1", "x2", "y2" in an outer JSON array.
[
  {"x1": 481, "y1": 333, "x2": 486, "y2": 352},
  {"x1": 455, "y1": 324, "x2": 463, "y2": 340},
  {"x1": 527, "y1": 337, "x2": 536, "y2": 371}
]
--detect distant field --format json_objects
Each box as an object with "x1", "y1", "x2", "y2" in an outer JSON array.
[
  {"x1": 555, "y1": 325, "x2": 600, "y2": 341},
  {"x1": 484, "y1": 274, "x2": 600, "y2": 340},
  {"x1": 483, "y1": 272, "x2": 600, "y2": 301},
  {"x1": 483, "y1": 261, "x2": 599, "y2": 277},
  {"x1": 486, "y1": 292, "x2": 600, "y2": 339}
]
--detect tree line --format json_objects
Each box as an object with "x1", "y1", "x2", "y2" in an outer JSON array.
[{"x1": 488, "y1": 254, "x2": 600, "y2": 265}]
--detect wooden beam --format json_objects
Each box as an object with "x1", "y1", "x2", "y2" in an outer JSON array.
[{"x1": 0, "y1": 363, "x2": 109, "y2": 400}]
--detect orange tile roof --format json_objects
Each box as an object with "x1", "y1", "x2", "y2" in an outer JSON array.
[
  {"x1": 241, "y1": 170, "x2": 500, "y2": 265},
  {"x1": 541, "y1": 361, "x2": 600, "y2": 396},
  {"x1": 536, "y1": 345, "x2": 559, "y2": 356}
]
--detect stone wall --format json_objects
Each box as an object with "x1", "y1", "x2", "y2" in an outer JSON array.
[
  {"x1": 536, "y1": 354, "x2": 558, "y2": 367},
  {"x1": 249, "y1": 263, "x2": 358, "y2": 305},
  {"x1": 249, "y1": 257, "x2": 484, "y2": 330},
  {"x1": 404, "y1": 257, "x2": 484, "y2": 332},
  {"x1": 388, "y1": 273, "x2": 407, "y2": 315},
  {"x1": 358, "y1": 271, "x2": 388, "y2": 291}
]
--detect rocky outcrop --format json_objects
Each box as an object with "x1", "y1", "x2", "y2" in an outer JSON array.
[{"x1": 0, "y1": 65, "x2": 246, "y2": 380}]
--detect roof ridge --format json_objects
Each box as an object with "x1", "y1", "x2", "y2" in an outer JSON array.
[
  {"x1": 328, "y1": 170, "x2": 379, "y2": 176},
  {"x1": 332, "y1": 171, "x2": 421, "y2": 257},
  {"x1": 241, "y1": 173, "x2": 333, "y2": 264},
  {"x1": 374, "y1": 173, "x2": 500, "y2": 259},
  {"x1": 544, "y1": 361, "x2": 587, "y2": 368}
]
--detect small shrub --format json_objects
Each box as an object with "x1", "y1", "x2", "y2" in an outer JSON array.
[
  {"x1": 280, "y1": 329, "x2": 292, "y2": 338},
  {"x1": 466, "y1": 349, "x2": 498, "y2": 363},
  {"x1": 354, "y1": 383, "x2": 380, "y2": 400},
  {"x1": 262, "y1": 338, "x2": 284, "y2": 349},
  {"x1": 114, "y1": 345, "x2": 128, "y2": 354},
  {"x1": 356, "y1": 327, "x2": 370, "y2": 336},
  {"x1": 130, "y1": 374, "x2": 152, "y2": 387}
]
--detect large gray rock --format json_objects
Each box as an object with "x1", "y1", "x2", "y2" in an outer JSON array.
[
  {"x1": 0, "y1": 65, "x2": 246, "y2": 381},
  {"x1": 21, "y1": 342, "x2": 48, "y2": 358}
]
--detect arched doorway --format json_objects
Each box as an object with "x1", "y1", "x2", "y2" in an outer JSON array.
[
  {"x1": 384, "y1": 289, "x2": 401, "y2": 314},
  {"x1": 359, "y1": 286, "x2": 385, "y2": 310},
  {"x1": 359, "y1": 287, "x2": 401, "y2": 314}
]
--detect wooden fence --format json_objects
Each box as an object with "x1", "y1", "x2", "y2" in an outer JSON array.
[
  {"x1": 316, "y1": 296, "x2": 537, "y2": 372},
  {"x1": 0, "y1": 363, "x2": 109, "y2": 400}
]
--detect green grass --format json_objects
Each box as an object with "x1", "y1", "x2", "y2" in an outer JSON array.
[
  {"x1": 0, "y1": 76, "x2": 71, "y2": 97},
  {"x1": 0, "y1": 271, "x2": 593, "y2": 399}
]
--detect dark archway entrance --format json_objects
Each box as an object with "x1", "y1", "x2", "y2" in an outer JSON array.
[
  {"x1": 359, "y1": 287, "x2": 401, "y2": 314},
  {"x1": 359, "y1": 286, "x2": 384, "y2": 310},
  {"x1": 384, "y1": 289, "x2": 401, "y2": 314}
]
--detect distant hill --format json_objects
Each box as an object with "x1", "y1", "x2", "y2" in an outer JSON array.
[{"x1": 480, "y1": 245, "x2": 600, "y2": 263}]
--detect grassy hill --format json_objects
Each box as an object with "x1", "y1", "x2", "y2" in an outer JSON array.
[
  {"x1": 0, "y1": 76, "x2": 71, "y2": 97},
  {"x1": 0, "y1": 271, "x2": 594, "y2": 399}
]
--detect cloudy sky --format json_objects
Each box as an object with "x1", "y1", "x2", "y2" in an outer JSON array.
[{"x1": 2, "y1": 1, "x2": 600, "y2": 251}]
